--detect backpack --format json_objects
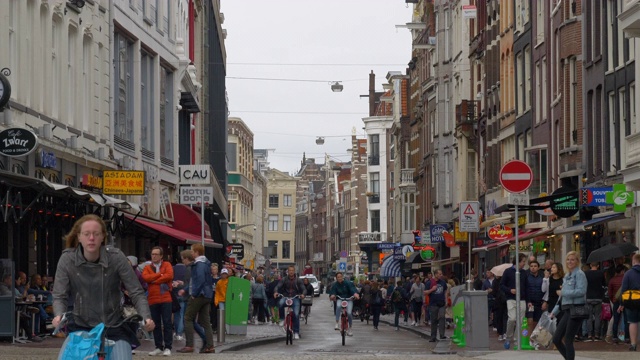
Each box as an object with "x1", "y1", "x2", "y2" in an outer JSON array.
[
  {"x1": 621, "y1": 290, "x2": 640, "y2": 310},
  {"x1": 372, "y1": 290, "x2": 384, "y2": 306},
  {"x1": 392, "y1": 288, "x2": 403, "y2": 303}
]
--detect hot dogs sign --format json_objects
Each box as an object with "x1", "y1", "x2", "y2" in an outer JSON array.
[{"x1": 488, "y1": 224, "x2": 513, "y2": 241}]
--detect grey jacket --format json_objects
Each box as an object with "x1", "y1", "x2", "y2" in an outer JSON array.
[{"x1": 52, "y1": 245, "x2": 152, "y2": 328}]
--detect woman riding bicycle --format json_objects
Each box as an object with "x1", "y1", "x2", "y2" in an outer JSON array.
[
  {"x1": 52, "y1": 214, "x2": 155, "y2": 359},
  {"x1": 328, "y1": 272, "x2": 360, "y2": 336}
]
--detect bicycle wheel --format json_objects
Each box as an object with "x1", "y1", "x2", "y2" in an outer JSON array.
[
  {"x1": 341, "y1": 314, "x2": 348, "y2": 346},
  {"x1": 285, "y1": 313, "x2": 292, "y2": 345}
]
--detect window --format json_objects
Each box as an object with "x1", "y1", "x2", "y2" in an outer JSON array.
[
  {"x1": 269, "y1": 194, "x2": 279, "y2": 208},
  {"x1": 114, "y1": 32, "x2": 134, "y2": 144},
  {"x1": 525, "y1": 46, "x2": 531, "y2": 111},
  {"x1": 227, "y1": 143, "x2": 237, "y2": 171},
  {"x1": 444, "y1": 81, "x2": 450, "y2": 132},
  {"x1": 268, "y1": 241, "x2": 278, "y2": 258},
  {"x1": 527, "y1": 148, "x2": 547, "y2": 197},
  {"x1": 369, "y1": 134, "x2": 380, "y2": 165},
  {"x1": 370, "y1": 210, "x2": 380, "y2": 232},
  {"x1": 68, "y1": 25, "x2": 77, "y2": 128},
  {"x1": 268, "y1": 215, "x2": 278, "y2": 231},
  {"x1": 160, "y1": 66, "x2": 174, "y2": 162},
  {"x1": 618, "y1": 0, "x2": 624, "y2": 67},
  {"x1": 282, "y1": 241, "x2": 291, "y2": 259},
  {"x1": 535, "y1": 61, "x2": 541, "y2": 124},
  {"x1": 228, "y1": 192, "x2": 238, "y2": 224},
  {"x1": 370, "y1": 172, "x2": 380, "y2": 194},
  {"x1": 536, "y1": 1, "x2": 544, "y2": 45},
  {"x1": 82, "y1": 35, "x2": 92, "y2": 132},
  {"x1": 444, "y1": 152, "x2": 451, "y2": 204},
  {"x1": 283, "y1": 194, "x2": 292, "y2": 207},
  {"x1": 283, "y1": 215, "x2": 291, "y2": 232},
  {"x1": 517, "y1": 51, "x2": 524, "y2": 114},
  {"x1": 569, "y1": 57, "x2": 578, "y2": 145},
  {"x1": 542, "y1": 57, "x2": 547, "y2": 121},
  {"x1": 402, "y1": 192, "x2": 415, "y2": 231},
  {"x1": 607, "y1": 0, "x2": 614, "y2": 70},
  {"x1": 141, "y1": 51, "x2": 155, "y2": 154},
  {"x1": 631, "y1": 83, "x2": 637, "y2": 134}
]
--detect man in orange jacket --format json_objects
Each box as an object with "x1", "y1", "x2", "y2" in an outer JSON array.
[{"x1": 142, "y1": 246, "x2": 175, "y2": 356}]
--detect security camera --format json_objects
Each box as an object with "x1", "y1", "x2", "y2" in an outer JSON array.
[{"x1": 69, "y1": 0, "x2": 86, "y2": 8}]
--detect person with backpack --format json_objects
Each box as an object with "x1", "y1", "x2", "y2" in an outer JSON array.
[
  {"x1": 370, "y1": 282, "x2": 384, "y2": 330},
  {"x1": 426, "y1": 269, "x2": 448, "y2": 342},
  {"x1": 619, "y1": 253, "x2": 640, "y2": 351},
  {"x1": 391, "y1": 280, "x2": 409, "y2": 330}
]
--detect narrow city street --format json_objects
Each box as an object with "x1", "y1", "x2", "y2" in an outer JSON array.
[{"x1": 231, "y1": 294, "x2": 434, "y2": 355}]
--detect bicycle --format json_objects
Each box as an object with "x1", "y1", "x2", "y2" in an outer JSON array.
[
  {"x1": 55, "y1": 312, "x2": 144, "y2": 359},
  {"x1": 336, "y1": 296, "x2": 355, "y2": 346},
  {"x1": 360, "y1": 302, "x2": 370, "y2": 324},
  {"x1": 301, "y1": 303, "x2": 311, "y2": 324},
  {"x1": 277, "y1": 294, "x2": 300, "y2": 345}
]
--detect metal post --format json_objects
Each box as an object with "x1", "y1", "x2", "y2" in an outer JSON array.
[
  {"x1": 217, "y1": 308, "x2": 225, "y2": 343},
  {"x1": 515, "y1": 204, "x2": 521, "y2": 351},
  {"x1": 467, "y1": 231, "x2": 472, "y2": 291},
  {"x1": 201, "y1": 197, "x2": 205, "y2": 248}
]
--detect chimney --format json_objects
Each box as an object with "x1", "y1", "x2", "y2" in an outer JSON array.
[{"x1": 369, "y1": 70, "x2": 375, "y2": 116}]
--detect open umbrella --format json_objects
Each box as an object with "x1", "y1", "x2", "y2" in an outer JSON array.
[
  {"x1": 490, "y1": 263, "x2": 513, "y2": 277},
  {"x1": 587, "y1": 242, "x2": 639, "y2": 264}
]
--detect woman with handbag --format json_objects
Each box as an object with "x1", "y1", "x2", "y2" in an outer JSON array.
[{"x1": 550, "y1": 251, "x2": 587, "y2": 360}]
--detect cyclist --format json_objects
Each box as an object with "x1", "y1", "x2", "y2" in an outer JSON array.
[
  {"x1": 301, "y1": 277, "x2": 314, "y2": 320},
  {"x1": 52, "y1": 214, "x2": 155, "y2": 360},
  {"x1": 329, "y1": 272, "x2": 360, "y2": 336},
  {"x1": 274, "y1": 266, "x2": 306, "y2": 339}
]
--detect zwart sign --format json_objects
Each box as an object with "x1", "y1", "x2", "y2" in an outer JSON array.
[{"x1": 0, "y1": 127, "x2": 38, "y2": 157}]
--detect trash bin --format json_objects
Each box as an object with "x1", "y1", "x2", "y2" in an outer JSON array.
[
  {"x1": 225, "y1": 277, "x2": 251, "y2": 335},
  {"x1": 461, "y1": 290, "x2": 489, "y2": 351}
]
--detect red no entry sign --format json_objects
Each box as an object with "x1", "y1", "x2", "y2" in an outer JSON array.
[{"x1": 499, "y1": 160, "x2": 533, "y2": 193}]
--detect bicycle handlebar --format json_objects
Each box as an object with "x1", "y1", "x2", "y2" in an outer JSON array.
[
  {"x1": 336, "y1": 296, "x2": 355, "y2": 301},
  {"x1": 276, "y1": 294, "x2": 301, "y2": 299},
  {"x1": 52, "y1": 312, "x2": 143, "y2": 335}
]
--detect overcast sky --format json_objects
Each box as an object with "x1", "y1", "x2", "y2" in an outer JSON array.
[{"x1": 222, "y1": 0, "x2": 413, "y2": 174}]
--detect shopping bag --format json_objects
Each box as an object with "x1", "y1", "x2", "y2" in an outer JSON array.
[
  {"x1": 60, "y1": 323, "x2": 105, "y2": 360},
  {"x1": 538, "y1": 312, "x2": 556, "y2": 335},
  {"x1": 601, "y1": 302, "x2": 612, "y2": 321}
]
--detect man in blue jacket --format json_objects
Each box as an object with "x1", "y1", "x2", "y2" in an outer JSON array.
[
  {"x1": 619, "y1": 253, "x2": 640, "y2": 352},
  {"x1": 526, "y1": 260, "x2": 544, "y2": 335},
  {"x1": 501, "y1": 253, "x2": 528, "y2": 349},
  {"x1": 177, "y1": 244, "x2": 214, "y2": 354}
]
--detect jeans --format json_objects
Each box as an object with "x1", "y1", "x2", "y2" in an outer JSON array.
[
  {"x1": 184, "y1": 296, "x2": 213, "y2": 348},
  {"x1": 393, "y1": 302, "x2": 407, "y2": 327},
  {"x1": 411, "y1": 300, "x2": 423, "y2": 323},
  {"x1": 552, "y1": 308, "x2": 583, "y2": 360},
  {"x1": 279, "y1": 297, "x2": 301, "y2": 333},
  {"x1": 429, "y1": 305, "x2": 446, "y2": 340},
  {"x1": 334, "y1": 299, "x2": 354, "y2": 327},
  {"x1": 371, "y1": 304, "x2": 382, "y2": 328},
  {"x1": 174, "y1": 299, "x2": 186, "y2": 336},
  {"x1": 150, "y1": 302, "x2": 173, "y2": 350},
  {"x1": 612, "y1": 302, "x2": 629, "y2": 341},
  {"x1": 586, "y1": 299, "x2": 602, "y2": 337},
  {"x1": 252, "y1": 299, "x2": 266, "y2": 322}
]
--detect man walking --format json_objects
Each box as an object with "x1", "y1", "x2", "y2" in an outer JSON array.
[
  {"x1": 426, "y1": 269, "x2": 448, "y2": 342},
  {"x1": 482, "y1": 270, "x2": 495, "y2": 326},
  {"x1": 142, "y1": 246, "x2": 174, "y2": 356},
  {"x1": 526, "y1": 260, "x2": 544, "y2": 335},
  {"x1": 501, "y1": 253, "x2": 528, "y2": 349},
  {"x1": 176, "y1": 245, "x2": 215, "y2": 354},
  {"x1": 619, "y1": 253, "x2": 640, "y2": 351},
  {"x1": 585, "y1": 262, "x2": 606, "y2": 341},
  {"x1": 274, "y1": 266, "x2": 306, "y2": 339}
]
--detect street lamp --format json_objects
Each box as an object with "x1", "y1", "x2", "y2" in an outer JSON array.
[{"x1": 232, "y1": 223, "x2": 256, "y2": 243}]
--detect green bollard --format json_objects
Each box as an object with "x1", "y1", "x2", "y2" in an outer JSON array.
[
  {"x1": 519, "y1": 317, "x2": 535, "y2": 350},
  {"x1": 457, "y1": 317, "x2": 466, "y2": 347},
  {"x1": 451, "y1": 316, "x2": 462, "y2": 344}
]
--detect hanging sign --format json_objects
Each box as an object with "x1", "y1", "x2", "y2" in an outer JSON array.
[{"x1": 488, "y1": 224, "x2": 513, "y2": 241}]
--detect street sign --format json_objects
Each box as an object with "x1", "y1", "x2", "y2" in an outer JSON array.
[
  {"x1": 499, "y1": 160, "x2": 533, "y2": 193},
  {"x1": 338, "y1": 262, "x2": 346, "y2": 271},
  {"x1": 230, "y1": 243, "x2": 245, "y2": 260},
  {"x1": 508, "y1": 193, "x2": 529, "y2": 206},
  {"x1": 459, "y1": 201, "x2": 480, "y2": 232},
  {"x1": 179, "y1": 186, "x2": 213, "y2": 205}
]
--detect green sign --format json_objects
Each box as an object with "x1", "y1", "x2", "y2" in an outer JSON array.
[{"x1": 605, "y1": 183, "x2": 634, "y2": 213}]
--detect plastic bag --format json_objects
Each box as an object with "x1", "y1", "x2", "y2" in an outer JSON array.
[
  {"x1": 60, "y1": 323, "x2": 105, "y2": 360},
  {"x1": 530, "y1": 326, "x2": 553, "y2": 348},
  {"x1": 538, "y1": 312, "x2": 556, "y2": 335},
  {"x1": 601, "y1": 302, "x2": 612, "y2": 321}
]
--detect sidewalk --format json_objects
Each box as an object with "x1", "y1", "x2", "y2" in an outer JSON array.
[{"x1": 0, "y1": 321, "x2": 285, "y2": 358}]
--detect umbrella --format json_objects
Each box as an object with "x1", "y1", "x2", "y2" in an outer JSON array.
[
  {"x1": 586, "y1": 242, "x2": 639, "y2": 264},
  {"x1": 490, "y1": 263, "x2": 513, "y2": 277}
]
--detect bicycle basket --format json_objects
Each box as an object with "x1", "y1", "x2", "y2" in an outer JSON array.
[{"x1": 285, "y1": 298, "x2": 294, "y2": 306}]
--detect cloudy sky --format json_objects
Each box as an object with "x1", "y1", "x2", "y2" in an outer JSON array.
[{"x1": 222, "y1": 0, "x2": 413, "y2": 174}]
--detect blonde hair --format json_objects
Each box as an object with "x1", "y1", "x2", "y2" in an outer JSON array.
[
  {"x1": 63, "y1": 214, "x2": 107, "y2": 248},
  {"x1": 566, "y1": 251, "x2": 581, "y2": 266},
  {"x1": 180, "y1": 249, "x2": 194, "y2": 262}
]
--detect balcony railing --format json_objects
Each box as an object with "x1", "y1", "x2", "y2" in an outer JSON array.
[
  {"x1": 400, "y1": 168, "x2": 415, "y2": 185},
  {"x1": 358, "y1": 232, "x2": 386, "y2": 244},
  {"x1": 368, "y1": 194, "x2": 380, "y2": 203}
]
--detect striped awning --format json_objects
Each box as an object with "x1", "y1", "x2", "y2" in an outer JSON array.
[{"x1": 379, "y1": 254, "x2": 403, "y2": 278}]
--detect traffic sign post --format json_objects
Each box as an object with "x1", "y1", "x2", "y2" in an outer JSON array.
[
  {"x1": 460, "y1": 201, "x2": 480, "y2": 291},
  {"x1": 499, "y1": 160, "x2": 533, "y2": 351}
]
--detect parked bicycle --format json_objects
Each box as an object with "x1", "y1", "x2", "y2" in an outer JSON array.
[
  {"x1": 277, "y1": 294, "x2": 300, "y2": 345},
  {"x1": 336, "y1": 296, "x2": 355, "y2": 346},
  {"x1": 55, "y1": 312, "x2": 144, "y2": 360}
]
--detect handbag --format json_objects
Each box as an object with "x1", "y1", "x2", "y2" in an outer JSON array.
[
  {"x1": 170, "y1": 290, "x2": 181, "y2": 313},
  {"x1": 601, "y1": 302, "x2": 612, "y2": 321},
  {"x1": 569, "y1": 303, "x2": 590, "y2": 319}
]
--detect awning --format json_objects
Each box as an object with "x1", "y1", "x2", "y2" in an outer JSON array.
[
  {"x1": 380, "y1": 254, "x2": 402, "y2": 277},
  {"x1": 473, "y1": 225, "x2": 559, "y2": 253},
  {"x1": 127, "y1": 215, "x2": 221, "y2": 248},
  {"x1": 472, "y1": 239, "x2": 511, "y2": 253},
  {"x1": 480, "y1": 215, "x2": 512, "y2": 229},
  {"x1": 554, "y1": 213, "x2": 627, "y2": 235},
  {"x1": 41, "y1": 177, "x2": 141, "y2": 213}
]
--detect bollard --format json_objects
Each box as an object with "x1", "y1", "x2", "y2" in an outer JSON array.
[
  {"x1": 452, "y1": 316, "x2": 462, "y2": 344},
  {"x1": 217, "y1": 307, "x2": 225, "y2": 343},
  {"x1": 519, "y1": 317, "x2": 535, "y2": 350}
]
